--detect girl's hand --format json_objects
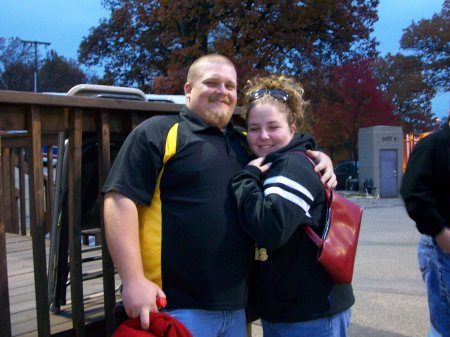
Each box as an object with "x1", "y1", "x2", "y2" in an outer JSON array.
[{"x1": 248, "y1": 157, "x2": 272, "y2": 173}]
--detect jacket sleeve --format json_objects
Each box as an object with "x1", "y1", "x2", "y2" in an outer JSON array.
[
  {"x1": 400, "y1": 136, "x2": 446, "y2": 236},
  {"x1": 231, "y1": 155, "x2": 322, "y2": 250}
]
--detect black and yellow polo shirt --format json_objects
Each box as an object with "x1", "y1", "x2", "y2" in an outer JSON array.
[{"x1": 103, "y1": 106, "x2": 254, "y2": 310}]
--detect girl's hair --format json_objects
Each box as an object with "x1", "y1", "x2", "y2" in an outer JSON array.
[{"x1": 242, "y1": 74, "x2": 309, "y2": 128}]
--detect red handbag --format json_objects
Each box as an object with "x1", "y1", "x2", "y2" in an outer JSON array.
[
  {"x1": 297, "y1": 152, "x2": 363, "y2": 284},
  {"x1": 303, "y1": 188, "x2": 363, "y2": 284}
]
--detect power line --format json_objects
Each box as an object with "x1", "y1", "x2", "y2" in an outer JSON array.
[{"x1": 20, "y1": 40, "x2": 51, "y2": 93}]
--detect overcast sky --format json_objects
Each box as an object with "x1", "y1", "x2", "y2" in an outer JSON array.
[{"x1": 0, "y1": 0, "x2": 448, "y2": 117}]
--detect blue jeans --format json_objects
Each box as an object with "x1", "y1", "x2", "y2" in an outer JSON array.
[
  {"x1": 162, "y1": 308, "x2": 246, "y2": 337},
  {"x1": 261, "y1": 308, "x2": 351, "y2": 337},
  {"x1": 418, "y1": 235, "x2": 450, "y2": 337}
]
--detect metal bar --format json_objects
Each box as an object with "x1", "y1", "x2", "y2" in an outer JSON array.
[
  {"x1": 0, "y1": 134, "x2": 12, "y2": 337},
  {"x1": 68, "y1": 108, "x2": 85, "y2": 336},
  {"x1": 28, "y1": 105, "x2": 51, "y2": 337}
]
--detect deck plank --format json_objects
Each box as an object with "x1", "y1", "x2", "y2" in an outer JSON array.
[{"x1": 6, "y1": 233, "x2": 121, "y2": 337}]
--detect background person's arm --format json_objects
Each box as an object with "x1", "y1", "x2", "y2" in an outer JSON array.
[
  {"x1": 436, "y1": 227, "x2": 450, "y2": 253},
  {"x1": 104, "y1": 191, "x2": 165, "y2": 330}
]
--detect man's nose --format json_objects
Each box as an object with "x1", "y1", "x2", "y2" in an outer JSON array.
[{"x1": 215, "y1": 83, "x2": 227, "y2": 95}]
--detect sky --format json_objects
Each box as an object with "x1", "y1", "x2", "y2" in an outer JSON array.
[{"x1": 0, "y1": 0, "x2": 448, "y2": 118}]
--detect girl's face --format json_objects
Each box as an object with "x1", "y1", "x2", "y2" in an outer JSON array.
[{"x1": 247, "y1": 102, "x2": 296, "y2": 157}]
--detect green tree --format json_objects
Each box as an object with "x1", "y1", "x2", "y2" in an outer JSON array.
[
  {"x1": 78, "y1": 0, "x2": 379, "y2": 94},
  {"x1": 0, "y1": 37, "x2": 87, "y2": 92},
  {"x1": 39, "y1": 51, "x2": 87, "y2": 92},
  {"x1": 0, "y1": 37, "x2": 34, "y2": 90},
  {"x1": 400, "y1": 0, "x2": 450, "y2": 92}
]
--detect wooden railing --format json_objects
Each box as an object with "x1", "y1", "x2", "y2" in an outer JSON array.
[{"x1": 0, "y1": 90, "x2": 181, "y2": 337}]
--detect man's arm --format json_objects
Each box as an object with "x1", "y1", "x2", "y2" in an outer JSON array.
[
  {"x1": 104, "y1": 191, "x2": 165, "y2": 330},
  {"x1": 306, "y1": 150, "x2": 337, "y2": 189}
]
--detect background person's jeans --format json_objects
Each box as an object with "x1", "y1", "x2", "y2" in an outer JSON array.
[
  {"x1": 418, "y1": 235, "x2": 450, "y2": 337},
  {"x1": 261, "y1": 308, "x2": 351, "y2": 337},
  {"x1": 162, "y1": 308, "x2": 246, "y2": 337}
]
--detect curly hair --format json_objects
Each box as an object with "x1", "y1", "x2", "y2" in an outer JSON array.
[{"x1": 242, "y1": 75, "x2": 309, "y2": 129}]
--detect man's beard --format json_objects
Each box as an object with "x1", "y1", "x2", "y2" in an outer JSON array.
[{"x1": 203, "y1": 108, "x2": 233, "y2": 129}]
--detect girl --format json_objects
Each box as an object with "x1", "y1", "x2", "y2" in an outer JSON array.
[{"x1": 232, "y1": 75, "x2": 354, "y2": 337}]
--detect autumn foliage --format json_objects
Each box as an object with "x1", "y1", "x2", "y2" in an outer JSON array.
[
  {"x1": 79, "y1": 0, "x2": 379, "y2": 95},
  {"x1": 313, "y1": 59, "x2": 395, "y2": 158}
]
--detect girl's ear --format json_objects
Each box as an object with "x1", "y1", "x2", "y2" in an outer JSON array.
[{"x1": 290, "y1": 123, "x2": 297, "y2": 135}]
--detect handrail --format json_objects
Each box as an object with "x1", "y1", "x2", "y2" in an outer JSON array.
[{"x1": 0, "y1": 90, "x2": 181, "y2": 337}]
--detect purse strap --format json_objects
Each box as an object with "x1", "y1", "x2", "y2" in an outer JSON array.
[{"x1": 290, "y1": 151, "x2": 331, "y2": 248}]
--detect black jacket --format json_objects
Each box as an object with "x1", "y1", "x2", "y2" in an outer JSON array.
[
  {"x1": 231, "y1": 133, "x2": 354, "y2": 323},
  {"x1": 400, "y1": 120, "x2": 450, "y2": 236}
]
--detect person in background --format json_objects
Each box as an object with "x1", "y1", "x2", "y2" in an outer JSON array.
[
  {"x1": 400, "y1": 118, "x2": 450, "y2": 337},
  {"x1": 232, "y1": 74, "x2": 354, "y2": 337},
  {"x1": 103, "y1": 55, "x2": 337, "y2": 337}
]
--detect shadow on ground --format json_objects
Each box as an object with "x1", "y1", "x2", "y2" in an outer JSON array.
[{"x1": 349, "y1": 323, "x2": 411, "y2": 337}]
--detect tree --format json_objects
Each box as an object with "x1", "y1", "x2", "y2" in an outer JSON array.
[
  {"x1": 0, "y1": 37, "x2": 34, "y2": 90},
  {"x1": 313, "y1": 58, "x2": 395, "y2": 160},
  {"x1": 373, "y1": 54, "x2": 437, "y2": 134},
  {"x1": 0, "y1": 37, "x2": 87, "y2": 92},
  {"x1": 400, "y1": 0, "x2": 450, "y2": 92},
  {"x1": 39, "y1": 51, "x2": 87, "y2": 92},
  {"x1": 0, "y1": 61, "x2": 34, "y2": 91},
  {"x1": 78, "y1": 0, "x2": 379, "y2": 95}
]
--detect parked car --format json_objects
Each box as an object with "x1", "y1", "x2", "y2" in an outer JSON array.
[{"x1": 335, "y1": 160, "x2": 359, "y2": 190}]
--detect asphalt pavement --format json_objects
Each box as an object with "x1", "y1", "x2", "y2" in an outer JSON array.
[{"x1": 251, "y1": 194, "x2": 429, "y2": 337}]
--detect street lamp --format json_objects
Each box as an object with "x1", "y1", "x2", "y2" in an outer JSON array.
[{"x1": 20, "y1": 40, "x2": 51, "y2": 93}]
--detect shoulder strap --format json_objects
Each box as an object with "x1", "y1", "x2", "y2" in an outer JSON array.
[{"x1": 290, "y1": 150, "x2": 331, "y2": 248}]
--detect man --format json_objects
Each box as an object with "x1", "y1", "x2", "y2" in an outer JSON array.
[
  {"x1": 103, "y1": 54, "x2": 336, "y2": 337},
  {"x1": 400, "y1": 119, "x2": 450, "y2": 337}
]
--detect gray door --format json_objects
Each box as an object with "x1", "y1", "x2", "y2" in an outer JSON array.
[{"x1": 379, "y1": 149, "x2": 398, "y2": 198}]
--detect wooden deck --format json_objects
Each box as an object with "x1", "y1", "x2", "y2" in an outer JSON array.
[{"x1": 7, "y1": 232, "x2": 121, "y2": 337}]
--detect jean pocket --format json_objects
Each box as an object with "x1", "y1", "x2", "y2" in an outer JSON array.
[{"x1": 417, "y1": 236, "x2": 433, "y2": 279}]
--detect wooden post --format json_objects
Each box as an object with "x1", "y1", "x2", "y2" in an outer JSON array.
[
  {"x1": 0, "y1": 134, "x2": 12, "y2": 337},
  {"x1": 68, "y1": 108, "x2": 85, "y2": 337},
  {"x1": 97, "y1": 110, "x2": 116, "y2": 336},
  {"x1": 1, "y1": 148, "x2": 12, "y2": 232},
  {"x1": 28, "y1": 105, "x2": 51, "y2": 337},
  {"x1": 19, "y1": 148, "x2": 28, "y2": 235}
]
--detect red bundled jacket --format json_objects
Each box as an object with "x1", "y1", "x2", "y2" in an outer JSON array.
[{"x1": 112, "y1": 312, "x2": 193, "y2": 337}]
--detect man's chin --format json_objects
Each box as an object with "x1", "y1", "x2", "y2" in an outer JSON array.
[{"x1": 204, "y1": 109, "x2": 233, "y2": 128}]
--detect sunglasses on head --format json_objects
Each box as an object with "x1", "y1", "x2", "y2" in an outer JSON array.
[{"x1": 248, "y1": 88, "x2": 289, "y2": 103}]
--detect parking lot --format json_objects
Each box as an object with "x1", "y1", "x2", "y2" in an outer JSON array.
[{"x1": 251, "y1": 195, "x2": 429, "y2": 337}]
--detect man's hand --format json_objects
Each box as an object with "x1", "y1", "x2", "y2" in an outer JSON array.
[
  {"x1": 306, "y1": 150, "x2": 337, "y2": 189},
  {"x1": 436, "y1": 227, "x2": 450, "y2": 253},
  {"x1": 121, "y1": 277, "x2": 166, "y2": 330}
]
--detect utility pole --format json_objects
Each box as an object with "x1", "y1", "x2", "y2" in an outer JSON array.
[{"x1": 20, "y1": 40, "x2": 51, "y2": 92}]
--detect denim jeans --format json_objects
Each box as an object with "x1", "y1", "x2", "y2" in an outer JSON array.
[
  {"x1": 418, "y1": 235, "x2": 450, "y2": 337},
  {"x1": 162, "y1": 308, "x2": 246, "y2": 337},
  {"x1": 261, "y1": 308, "x2": 352, "y2": 337}
]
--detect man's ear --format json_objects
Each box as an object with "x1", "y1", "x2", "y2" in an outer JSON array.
[{"x1": 184, "y1": 82, "x2": 192, "y2": 99}]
